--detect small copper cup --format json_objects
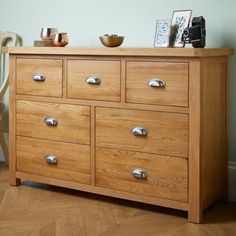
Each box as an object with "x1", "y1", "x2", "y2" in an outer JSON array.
[{"x1": 52, "y1": 33, "x2": 68, "y2": 47}]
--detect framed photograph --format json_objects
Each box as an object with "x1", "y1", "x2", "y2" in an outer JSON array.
[
  {"x1": 170, "y1": 9, "x2": 192, "y2": 47},
  {"x1": 154, "y1": 19, "x2": 171, "y2": 47}
]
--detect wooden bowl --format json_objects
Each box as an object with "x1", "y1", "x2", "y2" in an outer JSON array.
[{"x1": 99, "y1": 35, "x2": 124, "y2": 47}]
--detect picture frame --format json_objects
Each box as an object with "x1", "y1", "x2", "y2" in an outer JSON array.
[
  {"x1": 170, "y1": 9, "x2": 192, "y2": 47},
  {"x1": 153, "y1": 19, "x2": 171, "y2": 48}
]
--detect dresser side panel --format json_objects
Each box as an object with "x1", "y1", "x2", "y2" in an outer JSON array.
[
  {"x1": 9, "y1": 55, "x2": 21, "y2": 185},
  {"x1": 200, "y1": 57, "x2": 228, "y2": 209},
  {"x1": 188, "y1": 59, "x2": 201, "y2": 223}
]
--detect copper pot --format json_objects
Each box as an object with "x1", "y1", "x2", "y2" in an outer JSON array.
[
  {"x1": 52, "y1": 33, "x2": 69, "y2": 47},
  {"x1": 40, "y1": 28, "x2": 58, "y2": 40}
]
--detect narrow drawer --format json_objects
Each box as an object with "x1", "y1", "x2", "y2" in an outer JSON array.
[
  {"x1": 126, "y1": 61, "x2": 188, "y2": 106},
  {"x1": 16, "y1": 100, "x2": 90, "y2": 145},
  {"x1": 16, "y1": 58, "x2": 63, "y2": 97},
  {"x1": 67, "y1": 60, "x2": 121, "y2": 101},
  {"x1": 17, "y1": 136, "x2": 90, "y2": 184},
  {"x1": 96, "y1": 107, "x2": 188, "y2": 158},
  {"x1": 96, "y1": 147, "x2": 188, "y2": 202}
]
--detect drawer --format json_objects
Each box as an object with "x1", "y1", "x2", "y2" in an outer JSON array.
[
  {"x1": 96, "y1": 147, "x2": 188, "y2": 202},
  {"x1": 67, "y1": 60, "x2": 121, "y2": 101},
  {"x1": 16, "y1": 58, "x2": 63, "y2": 97},
  {"x1": 16, "y1": 100, "x2": 90, "y2": 145},
  {"x1": 17, "y1": 136, "x2": 90, "y2": 184},
  {"x1": 96, "y1": 107, "x2": 188, "y2": 158},
  {"x1": 126, "y1": 61, "x2": 188, "y2": 106}
]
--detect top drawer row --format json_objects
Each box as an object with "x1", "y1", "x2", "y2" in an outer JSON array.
[{"x1": 16, "y1": 58, "x2": 188, "y2": 107}]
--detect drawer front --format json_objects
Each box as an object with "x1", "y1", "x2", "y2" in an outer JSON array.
[
  {"x1": 17, "y1": 136, "x2": 90, "y2": 184},
  {"x1": 16, "y1": 100, "x2": 90, "y2": 145},
  {"x1": 96, "y1": 147, "x2": 188, "y2": 202},
  {"x1": 96, "y1": 107, "x2": 188, "y2": 158},
  {"x1": 16, "y1": 58, "x2": 63, "y2": 97},
  {"x1": 67, "y1": 60, "x2": 121, "y2": 101},
  {"x1": 126, "y1": 61, "x2": 188, "y2": 106}
]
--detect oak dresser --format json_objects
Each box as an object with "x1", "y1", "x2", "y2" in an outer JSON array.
[{"x1": 6, "y1": 47, "x2": 234, "y2": 223}]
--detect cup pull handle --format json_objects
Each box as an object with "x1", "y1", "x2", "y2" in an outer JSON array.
[
  {"x1": 44, "y1": 155, "x2": 58, "y2": 164},
  {"x1": 85, "y1": 76, "x2": 101, "y2": 85},
  {"x1": 32, "y1": 73, "x2": 46, "y2": 81},
  {"x1": 44, "y1": 117, "x2": 58, "y2": 126},
  {"x1": 131, "y1": 127, "x2": 148, "y2": 137},
  {"x1": 148, "y1": 78, "x2": 166, "y2": 88},
  {"x1": 131, "y1": 168, "x2": 148, "y2": 179}
]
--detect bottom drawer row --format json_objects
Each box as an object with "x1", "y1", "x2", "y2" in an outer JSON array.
[{"x1": 16, "y1": 136, "x2": 188, "y2": 202}]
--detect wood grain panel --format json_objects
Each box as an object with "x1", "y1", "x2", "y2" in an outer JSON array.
[
  {"x1": 96, "y1": 147, "x2": 188, "y2": 202},
  {"x1": 126, "y1": 61, "x2": 188, "y2": 106},
  {"x1": 188, "y1": 59, "x2": 201, "y2": 223},
  {"x1": 200, "y1": 58, "x2": 228, "y2": 209},
  {"x1": 16, "y1": 136, "x2": 90, "y2": 184},
  {"x1": 67, "y1": 60, "x2": 121, "y2": 101},
  {"x1": 16, "y1": 100, "x2": 90, "y2": 145},
  {"x1": 16, "y1": 58, "x2": 63, "y2": 97},
  {"x1": 96, "y1": 107, "x2": 189, "y2": 158},
  {"x1": 16, "y1": 171, "x2": 188, "y2": 211},
  {"x1": 15, "y1": 94, "x2": 190, "y2": 114},
  {"x1": 5, "y1": 47, "x2": 234, "y2": 57},
  {"x1": 9, "y1": 55, "x2": 21, "y2": 186}
]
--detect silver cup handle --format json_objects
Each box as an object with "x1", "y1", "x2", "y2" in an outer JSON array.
[
  {"x1": 131, "y1": 168, "x2": 148, "y2": 179},
  {"x1": 85, "y1": 76, "x2": 101, "y2": 85},
  {"x1": 32, "y1": 73, "x2": 46, "y2": 82},
  {"x1": 131, "y1": 127, "x2": 148, "y2": 137},
  {"x1": 148, "y1": 78, "x2": 166, "y2": 88},
  {"x1": 44, "y1": 155, "x2": 58, "y2": 164}
]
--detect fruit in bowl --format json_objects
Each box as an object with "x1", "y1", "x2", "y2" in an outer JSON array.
[{"x1": 99, "y1": 34, "x2": 124, "y2": 47}]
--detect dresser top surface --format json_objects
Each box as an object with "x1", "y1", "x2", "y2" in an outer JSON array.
[{"x1": 4, "y1": 47, "x2": 234, "y2": 57}]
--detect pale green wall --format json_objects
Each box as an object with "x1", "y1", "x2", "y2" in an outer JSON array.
[{"x1": 0, "y1": 0, "x2": 236, "y2": 162}]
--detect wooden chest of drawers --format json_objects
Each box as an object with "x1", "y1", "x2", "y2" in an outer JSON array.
[{"x1": 7, "y1": 47, "x2": 233, "y2": 223}]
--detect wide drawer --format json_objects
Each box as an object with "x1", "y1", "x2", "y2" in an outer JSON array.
[
  {"x1": 16, "y1": 100, "x2": 90, "y2": 145},
  {"x1": 17, "y1": 136, "x2": 90, "y2": 184},
  {"x1": 16, "y1": 58, "x2": 63, "y2": 97},
  {"x1": 67, "y1": 60, "x2": 121, "y2": 101},
  {"x1": 96, "y1": 147, "x2": 188, "y2": 202},
  {"x1": 126, "y1": 61, "x2": 188, "y2": 106},
  {"x1": 96, "y1": 107, "x2": 188, "y2": 158}
]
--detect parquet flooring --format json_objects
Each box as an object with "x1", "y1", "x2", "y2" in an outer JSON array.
[{"x1": 0, "y1": 162, "x2": 236, "y2": 236}]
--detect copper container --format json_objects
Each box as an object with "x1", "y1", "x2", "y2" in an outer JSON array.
[
  {"x1": 40, "y1": 28, "x2": 58, "y2": 40},
  {"x1": 52, "y1": 33, "x2": 69, "y2": 47},
  {"x1": 99, "y1": 35, "x2": 124, "y2": 47}
]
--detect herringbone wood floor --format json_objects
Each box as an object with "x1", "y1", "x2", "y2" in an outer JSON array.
[{"x1": 0, "y1": 162, "x2": 236, "y2": 236}]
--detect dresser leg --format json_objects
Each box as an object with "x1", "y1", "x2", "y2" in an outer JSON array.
[
  {"x1": 188, "y1": 208, "x2": 202, "y2": 223},
  {"x1": 10, "y1": 178, "x2": 21, "y2": 186}
]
